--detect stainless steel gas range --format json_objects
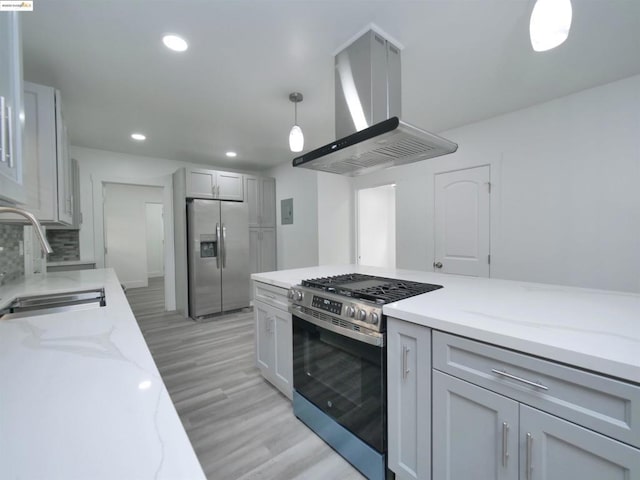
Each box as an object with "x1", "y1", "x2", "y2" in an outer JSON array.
[{"x1": 289, "y1": 273, "x2": 442, "y2": 480}]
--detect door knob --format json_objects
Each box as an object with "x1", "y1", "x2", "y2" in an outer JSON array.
[{"x1": 433, "y1": 261, "x2": 443, "y2": 269}]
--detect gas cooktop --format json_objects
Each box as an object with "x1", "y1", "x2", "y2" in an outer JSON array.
[{"x1": 301, "y1": 273, "x2": 442, "y2": 304}]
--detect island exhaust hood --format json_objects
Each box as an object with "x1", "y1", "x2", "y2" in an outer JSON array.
[{"x1": 292, "y1": 29, "x2": 458, "y2": 176}]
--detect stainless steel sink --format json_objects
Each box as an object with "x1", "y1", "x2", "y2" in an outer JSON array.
[{"x1": 0, "y1": 288, "x2": 106, "y2": 320}]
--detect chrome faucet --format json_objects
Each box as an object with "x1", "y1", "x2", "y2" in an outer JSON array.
[{"x1": 0, "y1": 206, "x2": 53, "y2": 254}]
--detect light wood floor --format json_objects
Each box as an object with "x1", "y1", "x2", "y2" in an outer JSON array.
[{"x1": 127, "y1": 277, "x2": 365, "y2": 480}]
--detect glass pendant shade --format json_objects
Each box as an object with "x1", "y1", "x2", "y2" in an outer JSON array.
[
  {"x1": 289, "y1": 124, "x2": 304, "y2": 152},
  {"x1": 530, "y1": 0, "x2": 572, "y2": 52}
]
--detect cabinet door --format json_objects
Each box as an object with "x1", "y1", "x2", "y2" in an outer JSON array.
[
  {"x1": 520, "y1": 405, "x2": 639, "y2": 480},
  {"x1": 55, "y1": 93, "x2": 72, "y2": 225},
  {"x1": 0, "y1": 12, "x2": 25, "y2": 204},
  {"x1": 71, "y1": 158, "x2": 81, "y2": 227},
  {"x1": 249, "y1": 228, "x2": 261, "y2": 275},
  {"x1": 259, "y1": 177, "x2": 276, "y2": 227},
  {"x1": 432, "y1": 371, "x2": 519, "y2": 480},
  {"x1": 254, "y1": 301, "x2": 274, "y2": 376},
  {"x1": 216, "y1": 171, "x2": 243, "y2": 201},
  {"x1": 272, "y1": 307, "x2": 292, "y2": 400},
  {"x1": 259, "y1": 228, "x2": 276, "y2": 272},
  {"x1": 19, "y1": 82, "x2": 57, "y2": 221},
  {"x1": 186, "y1": 168, "x2": 216, "y2": 199},
  {"x1": 387, "y1": 318, "x2": 431, "y2": 480},
  {"x1": 245, "y1": 176, "x2": 260, "y2": 227}
]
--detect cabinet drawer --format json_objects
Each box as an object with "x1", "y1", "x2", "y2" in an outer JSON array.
[
  {"x1": 254, "y1": 282, "x2": 289, "y2": 311},
  {"x1": 433, "y1": 331, "x2": 640, "y2": 448}
]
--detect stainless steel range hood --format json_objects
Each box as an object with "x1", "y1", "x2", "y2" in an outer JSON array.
[{"x1": 293, "y1": 29, "x2": 458, "y2": 176}]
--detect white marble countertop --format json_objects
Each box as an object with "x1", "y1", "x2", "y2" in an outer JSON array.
[
  {"x1": 0, "y1": 269, "x2": 205, "y2": 479},
  {"x1": 252, "y1": 265, "x2": 640, "y2": 384},
  {"x1": 46, "y1": 259, "x2": 97, "y2": 267}
]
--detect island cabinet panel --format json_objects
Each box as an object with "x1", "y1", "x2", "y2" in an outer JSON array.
[
  {"x1": 253, "y1": 281, "x2": 292, "y2": 400},
  {"x1": 387, "y1": 318, "x2": 431, "y2": 480},
  {"x1": 519, "y1": 405, "x2": 640, "y2": 480},
  {"x1": 432, "y1": 331, "x2": 640, "y2": 448},
  {"x1": 433, "y1": 370, "x2": 519, "y2": 480},
  {"x1": 432, "y1": 331, "x2": 640, "y2": 480}
]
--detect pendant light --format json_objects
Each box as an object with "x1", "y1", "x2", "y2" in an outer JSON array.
[
  {"x1": 529, "y1": 0, "x2": 572, "y2": 52},
  {"x1": 289, "y1": 92, "x2": 304, "y2": 153}
]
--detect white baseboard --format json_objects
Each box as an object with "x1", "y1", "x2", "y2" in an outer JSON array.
[
  {"x1": 148, "y1": 271, "x2": 164, "y2": 278},
  {"x1": 124, "y1": 279, "x2": 147, "y2": 289}
]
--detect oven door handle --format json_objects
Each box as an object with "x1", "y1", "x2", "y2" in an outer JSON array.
[{"x1": 289, "y1": 305, "x2": 385, "y2": 347}]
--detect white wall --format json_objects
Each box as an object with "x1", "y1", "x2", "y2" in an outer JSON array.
[
  {"x1": 103, "y1": 184, "x2": 163, "y2": 288},
  {"x1": 267, "y1": 162, "x2": 319, "y2": 269},
  {"x1": 71, "y1": 146, "x2": 260, "y2": 310},
  {"x1": 317, "y1": 172, "x2": 354, "y2": 265},
  {"x1": 145, "y1": 203, "x2": 164, "y2": 278},
  {"x1": 357, "y1": 184, "x2": 395, "y2": 268},
  {"x1": 353, "y1": 75, "x2": 640, "y2": 293}
]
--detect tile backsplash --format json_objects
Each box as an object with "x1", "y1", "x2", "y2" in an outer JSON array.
[
  {"x1": 46, "y1": 229, "x2": 80, "y2": 262},
  {"x1": 0, "y1": 224, "x2": 25, "y2": 284}
]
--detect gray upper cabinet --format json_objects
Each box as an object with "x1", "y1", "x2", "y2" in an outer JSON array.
[
  {"x1": 185, "y1": 167, "x2": 243, "y2": 201},
  {"x1": 0, "y1": 13, "x2": 26, "y2": 204},
  {"x1": 246, "y1": 175, "x2": 275, "y2": 228},
  {"x1": 10, "y1": 81, "x2": 75, "y2": 225}
]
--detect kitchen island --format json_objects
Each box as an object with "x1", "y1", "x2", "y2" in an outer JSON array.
[
  {"x1": 0, "y1": 269, "x2": 205, "y2": 479},
  {"x1": 252, "y1": 265, "x2": 640, "y2": 480},
  {"x1": 253, "y1": 264, "x2": 640, "y2": 382}
]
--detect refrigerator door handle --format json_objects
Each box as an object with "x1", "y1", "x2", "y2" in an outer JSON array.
[
  {"x1": 222, "y1": 224, "x2": 227, "y2": 268},
  {"x1": 215, "y1": 223, "x2": 221, "y2": 269}
]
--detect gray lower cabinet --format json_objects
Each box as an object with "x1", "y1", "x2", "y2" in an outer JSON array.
[
  {"x1": 431, "y1": 333, "x2": 640, "y2": 480},
  {"x1": 433, "y1": 370, "x2": 519, "y2": 480},
  {"x1": 254, "y1": 282, "x2": 292, "y2": 400},
  {"x1": 387, "y1": 318, "x2": 431, "y2": 480},
  {"x1": 520, "y1": 405, "x2": 639, "y2": 480}
]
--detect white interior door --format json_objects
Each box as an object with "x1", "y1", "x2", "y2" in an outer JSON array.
[
  {"x1": 434, "y1": 166, "x2": 490, "y2": 277},
  {"x1": 357, "y1": 184, "x2": 396, "y2": 268},
  {"x1": 145, "y1": 202, "x2": 164, "y2": 278}
]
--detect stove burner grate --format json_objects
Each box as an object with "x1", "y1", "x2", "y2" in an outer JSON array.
[{"x1": 301, "y1": 273, "x2": 442, "y2": 304}]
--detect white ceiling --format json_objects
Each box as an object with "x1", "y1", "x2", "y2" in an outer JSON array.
[{"x1": 22, "y1": 0, "x2": 640, "y2": 172}]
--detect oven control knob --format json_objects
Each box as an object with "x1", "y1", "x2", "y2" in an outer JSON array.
[
  {"x1": 368, "y1": 312, "x2": 379, "y2": 325},
  {"x1": 293, "y1": 290, "x2": 303, "y2": 301},
  {"x1": 346, "y1": 306, "x2": 356, "y2": 318},
  {"x1": 288, "y1": 290, "x2": 295, "y2": 300},
  {"x1": 356, "y1": 309, "x2": 367, "y2": 321}
]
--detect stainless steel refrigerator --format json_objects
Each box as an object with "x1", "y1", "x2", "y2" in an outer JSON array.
[{"x1": 187, "y1": 199, "x2": 250, "y2": 319}]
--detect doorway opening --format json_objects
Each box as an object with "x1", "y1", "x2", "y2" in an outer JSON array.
[
  {"x1": 103, "y1": 183, "x2": 165, "y2": 290},
  {"x1": 356, "y1": 184, "x2": 396, "y2": 268}
]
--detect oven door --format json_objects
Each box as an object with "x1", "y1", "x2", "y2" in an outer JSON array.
[{"x1": 292, "y1": 313, "x2": 386, "y2": 453}]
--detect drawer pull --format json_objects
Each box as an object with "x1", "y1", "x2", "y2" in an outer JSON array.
[
  {"x1": 263, "y1": 293, "x2": 277, "y2": 300},
  {"x1": 491, "y1": 369, "x2": 549, "y2": 391}
]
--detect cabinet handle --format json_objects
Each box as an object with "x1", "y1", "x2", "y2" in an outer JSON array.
[
  {"x1": 0, "y1": 96, "x2": 7, "y2": 164},
  {"x1": 526, "y1": 433, "x2": 533, "y2": 480},
  {"x1": 502, "y1": 422, "x2": 509, "y2": 467},
  {"x1": 402, "y1": 345, "x2": 410, "y2": 379},
  {"x1": 263, "y1": 293, "x2": 277, "y2": 300},
  {"x1": 6, "y1": 104, "x2": 13, "y2": 167},
  {"x1": 217, "y1": 185, "x2": 220, "y2": 197},
  {"x1": 491, "y1": 369, "x2": 548, "y2": 391}
]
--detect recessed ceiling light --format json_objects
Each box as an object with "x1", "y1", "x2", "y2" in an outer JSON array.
[
  {"x1": 226, "y1": 151, "x2": 237, "y2": 158},
  {"x1": 131, "y1": 133, "x2": 146, "y2": 141},
  {"x1": 162, "y1": 34, "x2": 188, "y2": 52}
]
